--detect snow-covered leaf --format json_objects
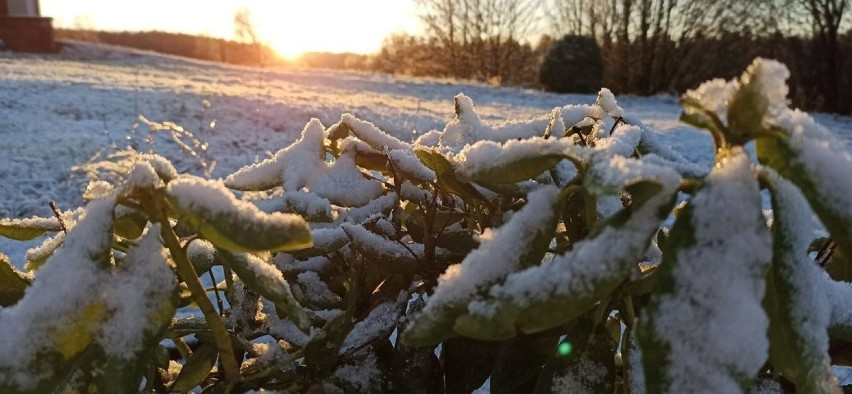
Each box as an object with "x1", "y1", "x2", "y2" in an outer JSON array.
[
  {"x1": 762, "y1": 168, "x2": 840, "y2": 394},
  {"x1": 0, "y1": 216, "x2": 62, "y2": 241},
  {"x1": 167, "y1": 176, "x2": 312, "y2": 253},
  {"x1": 217, "y1": 249, "x2": 310, "y2": 331}
]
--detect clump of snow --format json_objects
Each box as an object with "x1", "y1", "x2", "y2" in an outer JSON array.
[
  {"x1": 122, "y1": 161, "x2": 162, "y2": 192},
  {"x1": 224, "y1": 119, "x2": 325, "y2": 191},
  {"x1": 592, "y1": 124, "x2": 641, "y2": 157},
  {"x1": 682, "y1": 78, "x2": 737, "y2": 118},
  {"x1": 297, "y1": 270, "x2": 341, "y2": 307},
  {"x1": 341, "y1": 193, "x2": 398, "y2": 224},
  {"x1": 333, "y1": 349, "x2": 385, "y2": 391},
  {"x1": 745, "y1": 58, "x2": 790, "y2": 113},
  {"x1": 596, "y1": 88, "x2": 625, "y2": 118},
  {"x1": 308, "y1": 153, "x2": 384, "y2": 207},
  {"x1": 338, "y1": 113, "x2": 409, "y2": 151}
]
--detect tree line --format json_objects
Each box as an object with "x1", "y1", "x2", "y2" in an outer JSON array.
[{"x1": 373, "y1": 0, "x2": 852, "y2": 114}]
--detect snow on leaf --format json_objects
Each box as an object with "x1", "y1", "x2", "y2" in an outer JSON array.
[
  {"x1": 218, "y1": 249, "x2": 311, "y2": 331},
  {"x1": 167, "y1": 176, "x2": 312, "y2": 253},
  {"x1": 0, "y1": 215, "x2": 62, "y2": 241},
  {"x1": 342, "y1": 223, "x2": 423, "y2": 273},
  {"x1": 596, "y1": 88, "x2": 625, "y2": 119},
  {"x1": 638, "y1": 148, "x2": 771, "y2": 394},
  {"x1": 340, "y1": 291, "x2": 407, "y2": 355},
  {"x1": 0, "y1": 198, "x2": 115, "y2": 391},
  {"x1": 388, "y1": 148, "x2": 436, "y2": 183},
  {"x1": 403, "y1": 186, "x2": 562, "y2": 344},
  {"x1": 452, "y1": 137, "x2": 581, "y2": 184},
  {"x1": 99, "y1": 224, "x2": 177, "y2": 360},
  {"x1": 224, "y1": 118, "x2": 325, "y2": 191},
  {"x1": 758, "y1": 108, "x2": 852, "y2": 259},
  {"x1": 440, "y1": 93, "x2": 552, "y2": 150},
  {"x1": 453, "y1": 157, "x2": 679, "y2": 338},
  {"x1": 282, "y1": 190, "x2": 334, "y2": 222},
  {"x1": 762, "y1": 168, "x2": 840, "y2": 394},
  {"x1": 337, "y1": 113, "x2": 409, "y2": 151}
]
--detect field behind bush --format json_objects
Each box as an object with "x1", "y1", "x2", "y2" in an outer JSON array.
[{"x1": 1, "y1": 40, "x2": 851, "y2": 265}]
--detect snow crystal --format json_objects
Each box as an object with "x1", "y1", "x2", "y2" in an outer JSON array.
[
  {"x1": 308, "y1": 153, "x2": 385, "y2": 207},
  {"x1": 333, "y1": 349, "x2": 384, "y2": 391},
  {"x1": 651, "y1": 149, "x2": 770, "y2": 393},
  {"x1": 123, "y1": 161, "x2": 161, "y2": 192},
  {"x1": 682, "y1": 78, "x2": 737, "y2": 118},
  {"x1": 267, "y1": 313, "x2": 314, "y2": 348},
  {"x1": 745, "y1": 58, "x2": 790, "y2": 112}
]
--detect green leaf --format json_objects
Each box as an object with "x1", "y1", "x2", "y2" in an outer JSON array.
[
  {"x1": 0, "y1": 253, "x2": 30, "y2": 307},
  {"x1": 114, "y1": 206, "x2": 147, "y2": 240},
  {"x1": 171, "y1": 343, "x2": 217, "y2": 393},
  {"x1": 218, "y1": 249, "x2": 311, "y2": 331},
  {"x1": 0, "y1": 217, "x2": 62, "y2": 240},
  {"x1": 465, "y1": 153, "x2": 566, "y2": 185},
  {"x1": 167, "y1": 177, "x2": 313, "y2": 253}
]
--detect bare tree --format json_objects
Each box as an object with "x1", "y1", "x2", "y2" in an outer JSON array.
[
  {"x1": 799, "y1": 0, "x2": 850, "y2": 112},
  {"x1": 414, "y1": 0, "x2": 539, "y2": 84}
]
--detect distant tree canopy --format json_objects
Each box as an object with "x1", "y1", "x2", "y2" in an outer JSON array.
[{"x1": 538, "y1": 34, "x2": 602, "y2": 93}]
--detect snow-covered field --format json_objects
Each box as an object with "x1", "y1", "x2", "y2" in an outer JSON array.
[{"x1": 2, "y1": 41, "x2": 852, "y2": 266}]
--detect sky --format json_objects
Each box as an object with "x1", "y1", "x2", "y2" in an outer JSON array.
[{"x1": 41, "y1": 0, "x2": 422, "y2": 58}]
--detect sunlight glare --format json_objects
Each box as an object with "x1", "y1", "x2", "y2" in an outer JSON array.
[{"x1": 252, "y1": 1, "x2": 417, "y2": 59}]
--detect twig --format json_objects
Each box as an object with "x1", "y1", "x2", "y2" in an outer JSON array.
[{"x1": 49, "y1": 201, "x2": 68, "y2": 235}]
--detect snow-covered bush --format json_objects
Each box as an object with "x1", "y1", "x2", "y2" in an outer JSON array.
[{"x1": 1, "y1": 58, "x2": 852, "y2": 393}]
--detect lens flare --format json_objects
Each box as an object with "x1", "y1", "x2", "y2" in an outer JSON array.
[{"x1": 558, "y1": 341, "x2": 573, "y2": 357}]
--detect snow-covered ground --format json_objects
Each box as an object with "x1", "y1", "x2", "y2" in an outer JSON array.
[{"x1": 1, "y1": 41, "x2": 851, "y2": 266}]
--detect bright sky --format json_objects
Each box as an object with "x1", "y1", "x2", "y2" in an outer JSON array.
[{"x1": 41, "y1": 0, "x2": 421, "y2": 58}]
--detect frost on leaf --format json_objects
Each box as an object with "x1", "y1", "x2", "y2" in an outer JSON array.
[
  {"x1": 638, "y1": 148, "x2": 771, "y2": 394},
  {"x1": 0, "y1": 215, "x2": 63, "y2": 241},
  {"x1": 403, "y1": 186, "x2": 562, "y2": 344},
  {"x1": 452, "y1": 137, "x2": 581, "y2": 185},
  {"x1": 167, "y1": 176, "x2": 312, "y2": 253},
  {"x1": 452, "y1": 157, "x2": 679, "y2": 338},
  {"x1": 224, "y1": 118, "x2": 325, "y2": 191},
  {"x1": 762, "y1": 168, "x2": 840, "y2": 394}
]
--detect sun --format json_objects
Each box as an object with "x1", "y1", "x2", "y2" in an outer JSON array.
[{"x1": 249, "y1": 1, "x2": 418, "y2": 59}]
